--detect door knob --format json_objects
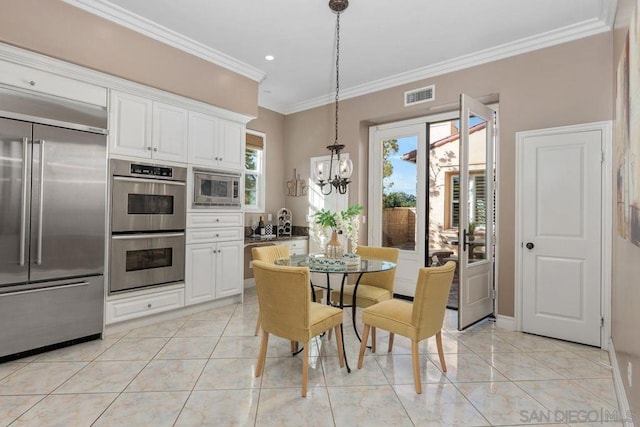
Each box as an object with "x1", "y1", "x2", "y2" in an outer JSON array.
[{"x1": 526, "y1": 242, "x2": 534, "y2": 250}]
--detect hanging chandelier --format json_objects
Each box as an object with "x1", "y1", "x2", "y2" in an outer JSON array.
[{"x1": 314, "y1": 0, "x2": 353, "y2": 195}]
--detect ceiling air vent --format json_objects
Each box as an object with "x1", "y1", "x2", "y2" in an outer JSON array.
[{"x1": 404, "y1": 85, "x2": 435, "y2": 107}]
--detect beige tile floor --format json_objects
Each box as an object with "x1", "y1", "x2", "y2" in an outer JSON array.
[{"x1": 0, "y1": 288, "x2": 622, "y2": 426}]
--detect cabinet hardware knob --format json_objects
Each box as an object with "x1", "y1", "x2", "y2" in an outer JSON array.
[
  {"x1": 526, "y1": 242, "x2": 535, "y2": 250},
  {"x1": 216, "y1": 233, "x2": 219, "y2": 237},
  {"x1": 215, "y1": 218, "x2": 219, "y2": 222},
  {"x1": 29, "y1": 80, "x2": 36, "y2": 86},
  {"x1": 153, "y1": 147, "x2": 158, "y2": 152},
  {"x1": 147, "y1": 303, "x2": 152, "y2": 308},
  {"x1": 147, "y1": 146, "x2": 152, "y2": 151}
]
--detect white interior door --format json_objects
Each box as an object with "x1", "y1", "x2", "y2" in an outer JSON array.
[
  {"x1": 458, "y1": 94, "x2": 496, "y2": 330},
  {"x1": 519, "y1": 126, "x2": 602, "y2": 346}
]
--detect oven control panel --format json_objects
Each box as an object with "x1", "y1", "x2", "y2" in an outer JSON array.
[{"x1": 130, "y1": 163, "x2": 173, "y2": 178}]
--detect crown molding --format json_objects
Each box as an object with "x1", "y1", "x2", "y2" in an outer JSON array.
[
  {"x1": 60, "y1": 0, "x2": 266, "y2": 83},
  {"x1": 284, "y1": 17, "x2": 611, "y2": 115},
  {"x1": 601, "y1": 0, "x2": 619, "y2": 29}
]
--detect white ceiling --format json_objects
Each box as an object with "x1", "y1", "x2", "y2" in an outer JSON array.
[{"x1": 64, "y1": 0, "x2": 615, "y2": 114}]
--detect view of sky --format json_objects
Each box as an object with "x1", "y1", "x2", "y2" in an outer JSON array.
[{"x1": 384, "y1": 135, "x2": 418, "y2": 197}]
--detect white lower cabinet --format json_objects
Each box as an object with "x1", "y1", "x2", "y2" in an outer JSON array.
[{"x1": 185, "y1": 231, "x2": 243, "y2": 305}]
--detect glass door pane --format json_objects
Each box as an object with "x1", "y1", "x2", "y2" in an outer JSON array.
[
  {"x1": 466, "y1": 115, "x2": 488, "y2": 264},
  {"x1": 381, "y1": 136, "x2": 417, "y2": 251}
]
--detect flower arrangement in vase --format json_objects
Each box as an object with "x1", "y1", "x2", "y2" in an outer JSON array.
[{"x1": 310, "y1": 204, "x2": 363, "y2": 258}]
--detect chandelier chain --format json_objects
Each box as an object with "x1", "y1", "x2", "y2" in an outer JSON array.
[{"x1": 335, "y1": 12, "x2": 340, "y2": 146}]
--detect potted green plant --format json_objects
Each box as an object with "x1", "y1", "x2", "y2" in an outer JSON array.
[{"x1": 311, "y1": 204, "x2": 364, "y2": 256}]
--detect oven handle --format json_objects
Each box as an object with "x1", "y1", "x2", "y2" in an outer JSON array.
[
  {"x1": 113, "y1": 176, "x2": 186, "y2": 186},
  {"x1": 111, "y1": 232, "x2": 185, "y2": 240}
]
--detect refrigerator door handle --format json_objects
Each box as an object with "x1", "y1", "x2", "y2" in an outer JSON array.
[
  {"x1": 36, "y1": 140, "x2": 45, "y2": 265},
  {"x1": 19, "y1": 137, "x2": 29, "y2": 267}
]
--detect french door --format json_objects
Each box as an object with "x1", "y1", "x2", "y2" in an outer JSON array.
[
  {"x1": 368, "y1": 123, "x2": 427, "y2": 296},
  {"x1": 458, "y1": 94, "x2": 496, "y2": 329}
]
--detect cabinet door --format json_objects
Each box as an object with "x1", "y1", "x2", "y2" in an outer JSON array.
[
  {"x1": 217, "y1": 120, "x2": 244, "y2": 171},
  {"x1": 185, "y1": 243, "x2": 216, "y2": 305},
  {"x1": 152, "y1": 102, "x2": 188, "y2": 163},
  {"x1": 188, "y1": 112, "x2": 218, "y2": 166},
  {"x1": 215, "y1": 240, "x2": 243, "y2": 298},
  {"x1": 109, "y1": 91, "x2": 152, "y2": 158}
]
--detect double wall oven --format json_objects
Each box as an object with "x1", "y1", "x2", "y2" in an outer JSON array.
[{"x1": 109, "y1": 159, "x2": 187, "y2": 294}]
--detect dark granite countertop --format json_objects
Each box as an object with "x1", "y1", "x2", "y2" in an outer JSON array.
[{"x1": 244, "y1": 235, "x2": 308, "y2": 245}]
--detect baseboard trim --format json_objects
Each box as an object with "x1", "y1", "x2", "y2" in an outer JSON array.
[
  {"x1": 609, "y1": 338, "x2": 635, "y2": 426},
  {"x1": 496, "y1": 315, "x2": 516, "y2": 331}
]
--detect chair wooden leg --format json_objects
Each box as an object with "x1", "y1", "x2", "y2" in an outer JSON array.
[
  {"x1": 435, "y1": 331, "x2": 447, "y2": 372},
  {"x1": 388, "y1": 332, "x2": 395, "y2": 352},
  {"x1": 302, "y1": 342, "x2": 309, "y2": 397},
  {"x1": 358, "y1": 324, "x2": 370, "y2": 369},
  {"x1": 290, "y1": 341, "x2": 299, "y2": 354},
  {"x1": 256, "y1": 331, "x2": 269, "y2": 377},
  {"x1": 327, "y1": 327, "x2": 332, "y2": 340},
  {"x1": 371, "y1": 327, "x2": 376, "y2": 353},
  {"x1": 335, "y1": 325, "x2": 345, "y2": 368},
  {"x1": 254, "y1": 315, "x2": 261, "y2": 337},
  {"x1": 411, "y1": 340, "x2": 422, "y2": 394}
]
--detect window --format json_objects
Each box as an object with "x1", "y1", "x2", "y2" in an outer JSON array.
[
  {"x1": 445, "y1": 171, "x2": 486, "y2": 229},
  {"x1": 245, "y1": 130, "x2": 265, "y2": 212}
]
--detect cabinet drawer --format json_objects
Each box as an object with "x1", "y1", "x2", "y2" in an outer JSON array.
[
  {"x1": 0, "y1": 60, "x2": 107, "y2": 106},
  {"x1": 187, "y1": 227, "x2": 243, "y2": 244},
  {"x1": 281, "y1": 239, "x2": 309, "y2": 255},
  {"x1": 187, "y1": 212, "x2": 243, "y2": 228},
  {"x1": 105, "y1": 288, "x2": 184, "y2": 324}
]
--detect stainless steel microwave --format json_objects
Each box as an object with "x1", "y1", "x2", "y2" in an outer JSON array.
[{"x1": 193, "y1": 169, "x2": 241, "y2": 207}]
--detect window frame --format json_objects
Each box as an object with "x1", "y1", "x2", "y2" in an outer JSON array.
[{"x1": 244, "y1": 129, "x2": 266, "y2": 213}]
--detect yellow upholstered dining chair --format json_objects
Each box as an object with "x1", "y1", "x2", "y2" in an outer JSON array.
[
  {"x1": 252, "y1": 245, "x2": 324, "y2": 341},
  {"x1": 252, "y1": 245, "x2": 291, "y2": 336},
  {"x1": 357, "y1": 261, "x2": 456, "y2": 394},
  {"x1": 330, "y1": 245, "x2": 400, "y2": 309},
  {"x1": 252, "y1": 260, "x2": 345, "y2": 397}
]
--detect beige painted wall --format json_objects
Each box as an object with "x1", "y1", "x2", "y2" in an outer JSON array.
[
  {"x1": 0, "y1": 0, "x2": 258, "y2": 117},
  {"x1": 612, "y1": 0, "x2": 640, "y2": 416},
  {"x1": 246, "y1": 107, "x2": 287, "y2": 226},
  {"x1": 285, "y1": 33, "x2": 613, "y2": 318}
]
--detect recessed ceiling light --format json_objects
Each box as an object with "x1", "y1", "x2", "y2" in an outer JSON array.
[{"x1": 265, "y1": 55, "x2": 275, "y2": 61}]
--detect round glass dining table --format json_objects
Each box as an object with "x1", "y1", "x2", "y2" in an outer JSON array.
[{"x1": 276, "y1": 254, "x2": 397, "y2": 372}]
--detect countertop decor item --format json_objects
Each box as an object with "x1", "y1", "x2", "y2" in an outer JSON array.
[{"x1": 277, "y1": 208, "x2": 292, "y2": 237}]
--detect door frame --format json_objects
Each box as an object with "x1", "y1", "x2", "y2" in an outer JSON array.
[{"x1": 514, "y1": 121, "x2": 612, "y2": 349}]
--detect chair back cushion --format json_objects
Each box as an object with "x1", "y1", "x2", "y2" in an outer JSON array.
[
  {"x1": 411, "y1": 261, "x2": 456, "y2": 340},
  {"x1": 355, "y1": 246, "x2": 400, "y2": 292},
  {"x1": 251, "y1": 244, "x2": 290, "y2": 264},
  {"x1": 252, "y1": 260, "x2": 310, "y2": 342}
]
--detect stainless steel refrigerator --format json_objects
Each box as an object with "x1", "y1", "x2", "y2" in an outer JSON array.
[{"x1": 0, "y1": 94, "x2": 107, "y2": 359}]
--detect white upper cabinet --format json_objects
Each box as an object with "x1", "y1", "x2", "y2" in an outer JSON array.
[
  {"x1": 188, "y1": 112, "x2": 244, "y2": 171},
  {"x1": 217, "y1": 119, "x2": 244, "y2": 171},
  {"x1": 188, "y1": 111, "x2": 218, "y2": 166},
  {"x1": 110, "y1": 91, "x2": 188, "y2": 162},
  {"x1": 109, "y1": 91, "x2": 152, "y2": 157},
  {"x1": 152, "y1": 102, "x2": 188, "y2": 163}
]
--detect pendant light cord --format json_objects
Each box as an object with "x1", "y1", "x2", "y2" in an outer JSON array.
[{"x1": 335, "y1": 12, "x2": 340, "y2": 146}]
